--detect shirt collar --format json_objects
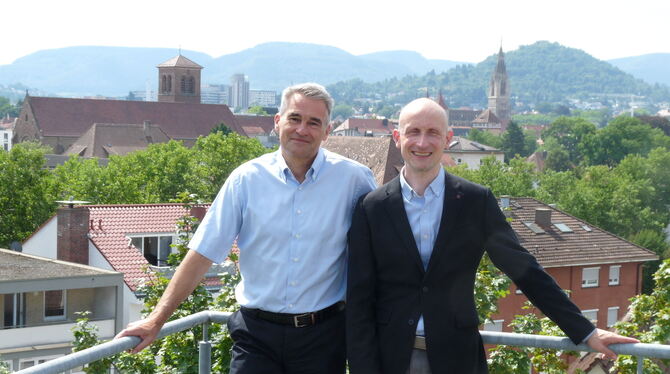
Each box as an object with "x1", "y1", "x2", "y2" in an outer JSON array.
[
  {"x1": 400, "y1": 167, "x2": 445, "y2": 201},
  {"x1": 275, "y1": 147, "x2": 325, "y2": 183}
]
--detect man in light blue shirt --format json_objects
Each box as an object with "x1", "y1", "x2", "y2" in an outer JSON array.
[{"x1": 117, "y1": 83, "x2": 376, "y2": 373}]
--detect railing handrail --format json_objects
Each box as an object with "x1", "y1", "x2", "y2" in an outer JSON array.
[{"x1": 16, "y1": 310, "x2": 670, "y2": 374}]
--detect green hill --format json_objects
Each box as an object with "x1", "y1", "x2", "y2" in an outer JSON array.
[{"x1": 328, "y1": 41, "x2": 670, "y2": 110}]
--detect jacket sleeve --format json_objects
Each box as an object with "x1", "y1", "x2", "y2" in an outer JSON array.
[
  {"x1": 482, "y1": 189, "x2": 595, "y2": 344},
  {"x1": 346, "y1": 196, "x2": 382, "y2": 374}
]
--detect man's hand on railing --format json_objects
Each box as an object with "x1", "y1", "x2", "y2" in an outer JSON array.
[
  {"x1": 586, "y1": 328, "x2": 640, "y2": 360},
  {"x1": 114, "y1": 317, "x2": 163, "y2": 354}
]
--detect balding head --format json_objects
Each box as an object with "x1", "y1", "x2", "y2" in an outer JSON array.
[{"x1": 398, "y1": 98, "x2": 448, "y2": 133}]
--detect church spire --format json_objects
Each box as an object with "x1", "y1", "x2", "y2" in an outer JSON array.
[{"x1": 487, "y1": 45, "x2": 511, "y2": 128}]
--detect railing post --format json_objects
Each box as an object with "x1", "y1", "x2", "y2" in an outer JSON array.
[
  {"x1": 637, "y1": 356, "x2": 643, "y2": 374},
  {"x1": 199, "y1": 321, "x2": 212, "y2": 374}
]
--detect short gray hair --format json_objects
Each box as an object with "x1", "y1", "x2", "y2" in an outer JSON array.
[{"x1": 279, "y1": 83, "x2": 334, "y2": 124}]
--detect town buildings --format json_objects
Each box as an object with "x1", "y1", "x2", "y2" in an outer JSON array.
[
  {"x1": 483, "y1": 197, "x2": 658, "y2": 333},
  {"x1": 0, "y1": 116, "x2": 13, "y2": 151},
  {"x1": 20, "y1": 202, "x2": 224, "y2": 329},
  {"x1": 0, "y1": 248, "x2": 123, "y2": 371}
]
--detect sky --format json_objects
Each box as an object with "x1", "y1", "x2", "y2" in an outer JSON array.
[{"x1": 3, "y1": 0, "x2": 669, "y2": 66}]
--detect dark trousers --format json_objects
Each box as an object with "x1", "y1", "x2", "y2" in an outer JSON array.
[{"x1": 227, "y1": 307, "x2": 346, "y2": 374}]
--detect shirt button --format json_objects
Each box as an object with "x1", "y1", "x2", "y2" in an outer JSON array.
[
  {"x1": 289, "y1": 304, "x2": 293, "y2": 308},
  {"x1": 408, "y1": 319, "x2": 415, "y2": 325},
  {"x1": 422, "y1": 234, "x2": 428, "y2": 239},
  {"x1": 298, "y1": 187, "x2": 303, "y2": 191},
  {"x1": 423, "y1": 286, "x2": 429, "y2": 293},
  {"x1": 296, "y1": 209, "x2": 302, "y2": 214},
  {"x1": 293, "y1": 257, "x2": 299, "y2": 262},
  {"x1": 290, "y1": 281, "x2": 297, "y2": 286},
  {"x1": 295, "y1": 233, "x2": 301, "y2": 238}
]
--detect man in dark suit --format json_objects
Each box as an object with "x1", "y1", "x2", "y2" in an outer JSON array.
[{"x1": 346, "y1": 98, "x2": 638, "y2": 373}]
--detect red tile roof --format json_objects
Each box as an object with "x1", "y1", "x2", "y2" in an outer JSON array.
[
  {"x1": 157, "y1": 55, "x2": 203, "y2": 69},
  {"x1": 235, "y1": 115, "x2": 275, "y2": 134},
  {"x1": 506, "y1": 197, "x2": 658, "y2": 267},
  {"x1": 322, "y1": 136, "x2": 403, "y2": 185},
  {"x1": 86, "y1": 204, "x2": 213, "y2": 291},
  {"x1": 64, "y1": 123, "x2": 171, "y2": 157},
  {"x1": 334, "y1": 118, "x2": 393, "y2": 134},
  {"x1": 26, "y1": 96, "x2": 245, "y2": 139}
]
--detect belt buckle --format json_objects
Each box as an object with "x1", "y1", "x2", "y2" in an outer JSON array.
[{"x1": 293, "y1": 312, "x2": 315, "y2": 328}]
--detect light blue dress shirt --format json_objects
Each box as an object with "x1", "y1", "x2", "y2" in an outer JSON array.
[
  {"x1": 399, "y1": 167, "x2": 445, "y2": 336},
  {"x1": 189, "y1": 147, "x2": 376, "y2": 313}
]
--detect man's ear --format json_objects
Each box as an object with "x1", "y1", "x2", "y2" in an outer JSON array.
[
  {"x1": 392, "y1": 129, "x2": 401, "y2": 148},
  {"x1": 274, "y1": 113, "x2": 281, "y2": 132},
  {"x1": 446, "y1": 129, "x2": 454, "y2": 144}
]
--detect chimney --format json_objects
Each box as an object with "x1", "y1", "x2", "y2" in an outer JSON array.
[
  {"x1": 56, "y1": 199, "x2": 91, "y2": 265},
  {"x1": 534, "y1": 208, "x2": 552, "y2": 228},
  {"x1": 189, "y1": 206, "x2": 207, "y2": 222}
]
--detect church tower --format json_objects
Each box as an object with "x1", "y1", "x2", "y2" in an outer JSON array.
[
  {"x1": 487, "y1": 46, "x2": 511, "y2": 127},
  {"x1": 157, "y1": 54, "x2": 203, "y2": 104}
]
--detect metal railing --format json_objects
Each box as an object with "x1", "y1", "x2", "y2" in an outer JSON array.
[{"x1": 16, "y1": 310, "x2": 670, "y2": 374}]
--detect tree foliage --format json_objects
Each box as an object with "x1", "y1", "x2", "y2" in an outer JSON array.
[{"x1": 0, "y1": 142, "x2": 56, "y2": 247}]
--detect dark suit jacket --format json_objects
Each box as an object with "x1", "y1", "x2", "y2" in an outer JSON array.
[{"x1": 346, "y1": 173, "x2": 595, "y2": 374}]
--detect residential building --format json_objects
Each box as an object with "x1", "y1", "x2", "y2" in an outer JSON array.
[
  {"x1": 1, "y1": 117, "x2": 13, "y2": 151},
  {"x1": 235, "y1": 115, "x2": 277, "y2": 148},
  {"x1": 322, "y1": 136, "x2": 403, "y2": 185},
  {"x1": 230, "y1": 74, "x2": 249, "y2": 110},
  {"x1": 444, "y1": 136, "x2": 504, "y2": 169},
  {"x1": 157, "y1": 55, "x2": 202, "y2": 104},
  {"x1": 13, "y1": 94, "x2": 244, "y2": 153},
  {"x1": 21, "y1": 203, "x2": 224, "y2": 329},
  {"x1": 332, "y1": 118, "x2": 394, "y2": 137},
  {"x1": 483, "y1": 197, "x2": 658, "y2": 334},
  {"x1": 0, "y1": 248, "x2": 123, "y2": 371},
  {"x1": 249, "y1": 90, "x2": 277, "y2": 107},
  {"x1": 64, "y1": 122, "x2": 171, "y2": 158}
]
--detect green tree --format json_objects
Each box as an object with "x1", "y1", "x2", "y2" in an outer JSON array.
[
  {"x1": 542, "y1": 116, "x2": 596, "y2": 167},
  {"x1": 611, "y1": 259, "x2": 670, "y2": 373},
  {"x1": 501, "y1": 121, "x2": 527, "y2": 161},
  {"x1": 583, "y1": 116, "x2": 670, "y2": 166},
  {"x1": 331, "y1": 104, "x2": 354, "y2": 120},
  {"x1": 246, "y1": 105, "x2": 269, "y2": 115},
  {"x1": 52, "y1": 156, "x2": 106, "y2": 203},
  {"x1": 0, "y1": 142, "x2": 56, "y2": 247},
  {"x1": 192, "y1": 132, "x2": 270, "y2": 200},
  {"x1": 467, "y1": 129, "x2": 502, "y2": 149},
  {"x1": 210, "y1": 122, "x2": 233, "y2": 136},
  {"x1": 0, "y1": 97, "x2": 20, "y2": 118}
]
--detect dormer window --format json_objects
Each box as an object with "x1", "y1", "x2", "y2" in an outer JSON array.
[{"x1": 129, "y1": 234, "x2": 175, "y2": 267}]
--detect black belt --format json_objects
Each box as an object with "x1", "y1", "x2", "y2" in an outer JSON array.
[{"x1": 241, "y1": 301, "x2": 345, "y2": 328}]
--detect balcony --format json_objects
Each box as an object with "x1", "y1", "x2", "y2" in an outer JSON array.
[{"x1": 15, "y1": 310, "x2": 670, "y2": 374}]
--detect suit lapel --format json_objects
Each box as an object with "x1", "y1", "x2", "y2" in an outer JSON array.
[
  {"x1": 383, "y1": 177, "x2": 425, "y2": 273},
  {"x1": 426, "y1": 172, "x2": 464, "y2": 275}
]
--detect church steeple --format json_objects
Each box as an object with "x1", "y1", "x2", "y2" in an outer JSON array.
[
  {"x1": 157, "y1": 54, "x2": 203, "y2": 104},
  {"x1": 487, "y1": 46, "x2": 511, "y2": 127}
]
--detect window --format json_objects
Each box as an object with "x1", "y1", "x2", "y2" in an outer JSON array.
[
  {"x1": 582, "y1": 309, "x2": 598, "y2": 325},
  {"x1": 3, "y1": 293, "x2": 26, "y2": 328},
  {"x1": 44, "y1": 290, "x2": 65, "y2": 320},
  {"x1": 607, "y1": 307, "x2": 619, "y2": 327},
  {"x1": 582, "y1": 267, "x2": 600, "y2": 288},
  {"x1": 609, "y1": 265, "x2": 621, "y2": 286},
  {"x1": 19, "y1": 355, "x2": 61, "y2": 370},
  {"x1": 483, "y1": 319, "x2": 504, "y2": 332},
  {"x1": 130, "y1": 235, "x2": 174, "y2": 266}
]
